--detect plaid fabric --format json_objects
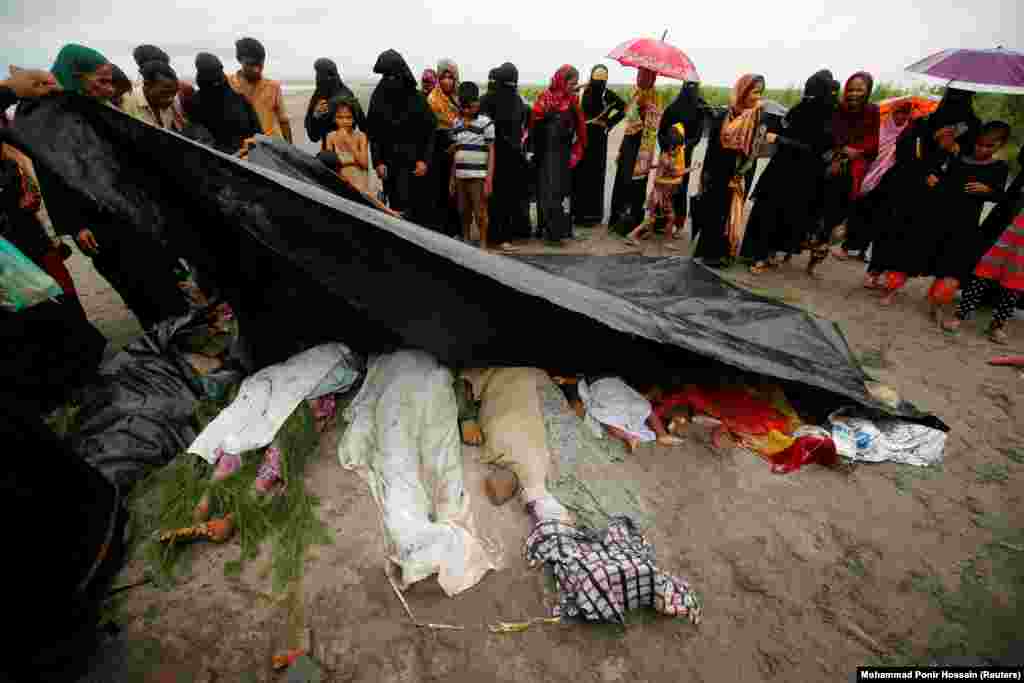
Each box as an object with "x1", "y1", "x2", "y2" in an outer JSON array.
[{"x1": 524, "y1": 517, "x2": 701, "y2": 625}]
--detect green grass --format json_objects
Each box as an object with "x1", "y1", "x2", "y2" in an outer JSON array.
[
  {"x1": 889, "y1": 464, "x2": 944, "y2": 494},
  {"x1": 973, "y1": 463, "x2": 1011, "y2": 485},
  {"x1": 128, "y1": 400, "x2": 333, "y2": 592},
  {"x1": 1000, "y1": 447, "x2": 1024, "y2": 465},
  {"x1": 900, "y1": 516, "x2": 1024, "y2": 664}
]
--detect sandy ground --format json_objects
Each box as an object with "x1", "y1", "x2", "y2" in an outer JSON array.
[{"x1": 66, "y1": 96, "x2": 1024, "y2": 682}]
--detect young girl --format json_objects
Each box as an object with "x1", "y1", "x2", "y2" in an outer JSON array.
[
  {"x1": 924, "y1": 121, "x2": 1010, "y2": 320},
  {"x1": 626, "y1": 123, "x2": 688, "y2": 250},
  {"x1": 942, "y1": 209, "x2": 1024, "y2": 345},
  {"x1": 324, "y1": 96, "x2": 369, "y2": 193}
]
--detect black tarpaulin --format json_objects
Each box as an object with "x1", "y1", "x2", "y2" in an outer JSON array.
[{"x1": 6, "y1": 95, "x2": 938, "y2": 420}]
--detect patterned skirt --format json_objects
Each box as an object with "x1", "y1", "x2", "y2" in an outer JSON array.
[{"x1": 975, "y1": 212, "x2": 1024, "y2": 291}]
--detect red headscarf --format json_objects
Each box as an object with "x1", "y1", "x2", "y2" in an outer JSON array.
[
  {"x1": 833, "y1": 71, "x2": 881, "y2": 198},
  {"x1": 531, "y1": 64, "x2": 587, "y2": 167}
]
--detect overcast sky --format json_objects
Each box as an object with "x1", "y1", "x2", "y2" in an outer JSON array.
[{"x1": 3, "y1": 0, "x2": 1021, "y2": 88}]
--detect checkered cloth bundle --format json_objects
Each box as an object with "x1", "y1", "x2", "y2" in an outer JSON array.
[{"x1": 524, "y1": 516, "x2": 701, "y2": 625}]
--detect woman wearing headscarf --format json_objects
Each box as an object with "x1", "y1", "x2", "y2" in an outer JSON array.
[
  {"x1": 427, "y1": 58, "x2": 462, "y2": 236},
  {"x1": 366, "y1": 49, "x2": 436, "y2": 220},
  {"x1": 304, "y1": 58, "x2": 362, "y2": 150},
  {"x1": 480, "y1": 62, "x2": 532, "y2": 246},
  {"x1": 741, "y1": 70, "x2": 835, "y2": 273},
  {"x1": 836, "y1": 99, "x2": 913, "y2": 276},
  {"x1": 190, "y1": 53, "x2": 263, "y2": 156},
  {"x1": 870, "y1": 87, "x2": 983, "y2": 306},
  {"x1": 693, "y1": 74, "x2": 765, "y2": 267},
  {"x1": 529, "y1": 65, "x2": 587, "y2": 245},
  {"x1": 421, "y1": 69, "x2": 437, "y2": 97},
  {"x1": 121, "y1": 49, "x2": 186, "y2": 131},
  {"x1": 814, "y1": 72, "x2": 880, "y2": 276},
  {"x1": 657, "y1": 81, "x2": 706, "y2": 236},
  {"x1": 26, "y1": 44, "x2": 189, "y2": 331},
  {"x1": 609, "y1": 68, "x2": 660, "y2": 232},
  {"x1": 571, "y1": 65, "x2": 626, "y2": 227}
]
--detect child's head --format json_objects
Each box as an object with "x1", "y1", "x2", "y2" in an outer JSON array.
[
  {"x1": 458, "y1": 82, "x2": 480, "y2": 117},
  {"x1": 328, "y1": 96, "x2": 357, "y2": 131},
  {"x1": 974, "y1": 121, "x2": 1011, "y2": 161}
]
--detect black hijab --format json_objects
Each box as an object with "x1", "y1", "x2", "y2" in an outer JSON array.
[
  {"x1": 659, "y1": 80, "x2": 704, "y2": 146},
  {"x1": 367, "y1": 49, "x2": 433, "y2": 136},
  {"x1": 581, "y1": 65, "x2": 609, "y2": 118},
  {"x1": 782, "y1": 69, "x2": 836, "y2": 133},
  {"x1": 481, "y1": 62, "x2": 528, "y2": 148},
  {"x1": 930, "y1": 87, "x2": 979, "y2": 131},
  {"x1": 191, "y1": 52, "x2": 263, "y2": 152},
  {"x1": 305, "y1": 57, "x2": 360, "y2": 142}
]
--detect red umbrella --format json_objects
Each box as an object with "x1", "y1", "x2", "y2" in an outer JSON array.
[{"x1": 607, "y1": 32, "x2": 700, "y2": 82}]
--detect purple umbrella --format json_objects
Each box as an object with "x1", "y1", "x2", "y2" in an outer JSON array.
[{"x1": 905, "y1": 46, "x2": 1024, "y2": 95}]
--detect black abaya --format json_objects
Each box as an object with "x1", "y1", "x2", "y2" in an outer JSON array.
[
  {"x1": 741, "y1": 74, "x2": 834, "y2": 263},
  {"x1": 572, "y1": 84, "x2": 625, "y2": 225},
  {"x1": 610, "y1": 133, "x2": 644, "y2": 229},
  {"x1": 480, "y1": 67, "x2": 532, "y2": 243},
  {"x1": 869, "y1": 117, "x2": 956, "y2": 277},
  {"x1": 659, "y1": 84, "x2": 706, "y2": 229},
  {"x1": 692, "y1": 112, "x2": 749, "y2": 262},
  {"x1": 929, "y1": 156, "x2": 1008, "y2": 281},
  {"x1": 366, "y1": 50, "x2": 436, "y2": 221},
  {"x1": 190, "y1": 83, "x2": 263, "y2": 156},
  {"x1": 533, "y1": 109, "x2": 577, "y2": 242}
]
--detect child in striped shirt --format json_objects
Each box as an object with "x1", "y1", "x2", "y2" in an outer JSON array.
[{"x1": 450, "y1": 82, "x2": 495, "y2": 248}]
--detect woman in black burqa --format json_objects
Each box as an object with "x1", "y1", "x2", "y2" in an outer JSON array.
[
  {"x1": 571, "y1": 65, "x2": 626, "y2": 226},
  {"x1": 741, "y1": 70, "x2": 835, "y2": 273},
  {"x1": 480, "y1": 62, "x2": 532, "y2": 245},
  {"x1": 189, "y1": 52, "x2": 263, "y2": 156},
  {"x1": 365, "y1": 49, "x2": 436, "y2": 219},
  {"x1": 304, "y1": 58, "x2": 363, "y2": 149},
  {"x1": 657, "y1": 81, "x2": 706, "y2": 236}
]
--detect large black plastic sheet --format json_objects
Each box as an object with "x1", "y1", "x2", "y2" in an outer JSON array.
[
  {"x1": 6, "y1": 95, "x2": 939, "y2": 421},
  {"x1": 72, "y1": 313, "x2": 246, "y2": 488}
]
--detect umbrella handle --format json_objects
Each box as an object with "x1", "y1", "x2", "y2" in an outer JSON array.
[{"x1": 661, "y1": 30, "x2": 668, "y2": 41}]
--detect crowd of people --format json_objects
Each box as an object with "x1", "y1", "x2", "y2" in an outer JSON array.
[{"x1": 2, "y1": 39, "x2": 1024, "y2": 357}]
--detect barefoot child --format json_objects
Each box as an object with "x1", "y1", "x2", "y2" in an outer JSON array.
[
  {"x1": 626, "y1": 123, "x2": 688, "y2": 250},
  {"x1": 324, "y1": 96, "x2": 369, "y2": 192},
  {"x1": 450, "y1": 82, "x2": 495, "y2": 248},
  {"x1": 578, "y1": 376, "x2": 682, "y2": 452}
]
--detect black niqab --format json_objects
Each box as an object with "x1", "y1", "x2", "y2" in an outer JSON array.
[
  {"x1": 305, "y1": 57, "x2": 360, "y2": 143},
  {"x1": 191, "y1": 52, "x2": 263, "y2": 154},
  {"x1": 367, "y1": 49, "x2": 433, "y2": 134},
  {"x1": 482, "y1": 62, "x2": 528, "y2": 130},
  {"x1": 659, "y1": 81, "x2": 704, "y2": 148}
]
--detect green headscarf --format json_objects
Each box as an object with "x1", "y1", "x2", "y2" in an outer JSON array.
[{"x1": 50, "y1": 43, "x2": 109, "y2": 94}]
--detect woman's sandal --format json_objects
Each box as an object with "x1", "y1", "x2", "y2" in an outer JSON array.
[
  {"x1": 940, "y1": 320, "x2": 961, "y2": 337},
  {"x1": 988, "y1": 328, "x2": 1010, "y2": 346}
]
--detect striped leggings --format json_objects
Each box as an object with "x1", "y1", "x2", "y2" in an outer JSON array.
[{"x1": 955, "y1": 277, "x2": 1020, "y2": 329}]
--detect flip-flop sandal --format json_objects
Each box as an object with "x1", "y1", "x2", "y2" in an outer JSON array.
[
  {"x1": 940, "y1": 321, "x2": 961, "y2": 336},
  {"x1": 988, "y1": 329, "x2": 1010, "y2": 346},
  {"x1": 253, "y1": 445, "x2": 283, "y2": 497}
]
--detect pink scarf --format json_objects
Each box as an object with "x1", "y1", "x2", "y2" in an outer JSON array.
[{"x1": 858, "y1": 114, "x2": 908, "y2": 197}]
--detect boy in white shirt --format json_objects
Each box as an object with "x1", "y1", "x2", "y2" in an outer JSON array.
[{"x1": 450, "y1": 82, "x2": 495, "y2": 249}]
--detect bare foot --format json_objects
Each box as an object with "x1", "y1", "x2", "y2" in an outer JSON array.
[
  {"x1": 657, "y1": 434, "x2": 684, "y2": 447},
  {"x1": 626, "y1": 437, "x2": 640, "y2": 453},
  {"x1": 461, "y1": 419, "x2": 484, "y2": 446},
  {"x1": 806, "y1": 266, "x2": 824, "y2": 281},
  {"x1": 879, "y1": 291, "x2": 898, "y2": 306}
]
